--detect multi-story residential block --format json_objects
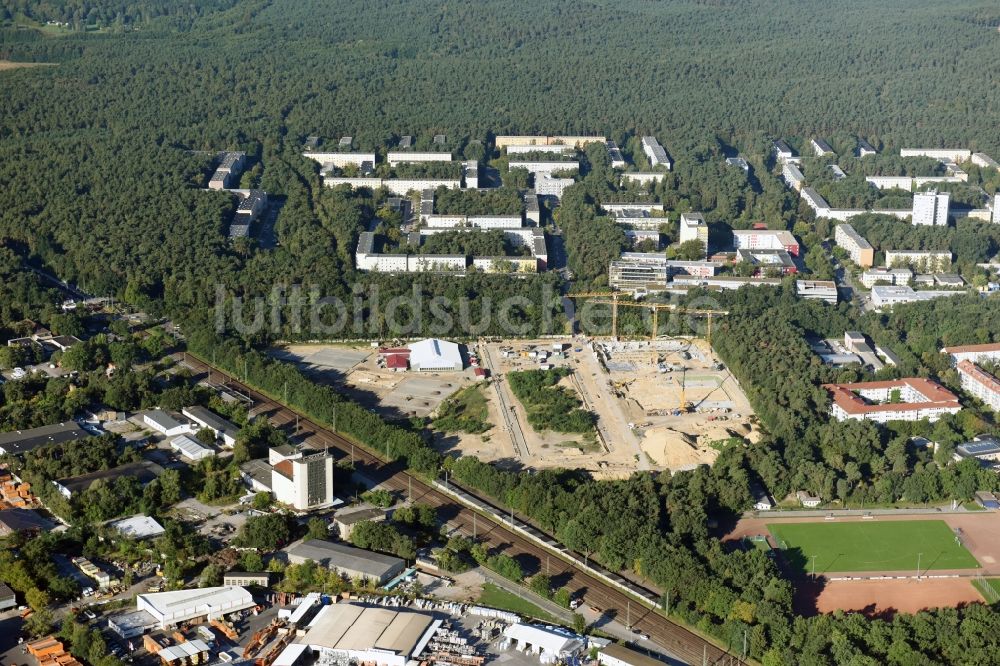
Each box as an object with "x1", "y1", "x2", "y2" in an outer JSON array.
[
  {"x1": 535, "y1": 173, "x2": 575, "y2": 198},
  {"x1": 811, "y1": 138, "x2": 834, "y2": 156},
  {"x1": 824, "y1": 378, "x2": 962, "y2": 423},
  {"x1": 508, "y1": 160, "x2": 579, "y2": 176},
  {"x1": 912, "y1": 190, "x2": 950, "y2": 226},
  {"x1": 834, "y1": 224, "x2": 875, "y2": 267},
  {"x1": 606, "y1": 141, "x2": 626, "y2": 168},
  {"x1": 463, "y1": 161, "x2": 479, "y2": 189},
  {"x1": 860, "y1": 267, "x2": 912, "y2": 288},
  {"x1": 941, "y1": 342, "x2": 1000, "y2": 365},
  {"x1": 900, "y1": 148, "x2": 971, "y2": 162},
  {"x1": 956, "y1": 361, "x2": 1000, "y2": 412},
  {"x1": 386, "y1": 151, "x2": 453, "y2": 166},
  {"x1": 640, "y1": 136, "x2": 671, "y2": 169},
  {"x1": 679, "y1": 213, "x2": 709, "y2": 255},
  {"x1": 856, "y1": 138, "x2": 877, "y2": 158},
  {"x1": 732, "y1": 229, "x2": 800, "y2": 256},
  {"x1": 773, "y1": 139, "x2": 796, "y2": 163},
  {"x1": 620, "y1": 172, "x2": 665, "y2": 185},
  {"x1": 303, "y1": 151, "x2": 377, "y2": 170},
  {"x1": 828, "y1": 165, "x2": 847, "y2": 180},
  {"x1": 494, "y1": 135, "x2": 605, "y2": 149},
  {"x1": 972, "y1": 153, "x2": 1000, "y2": 170},
  {"x1": 208, "y1": 151, "x2": 247, "y2": 190},
  {"x1": 885, "y1": 250, "x2": 951, "y2": 272},
  {"x1": 781, "y1": 163, "x2": 806, "y2": 191},
  {"x1": 506, "y1": 144, "x2": 574, "y2": 155},
  {"x1": 869, "y1": 285, "x2": 962, "y2": 309}
]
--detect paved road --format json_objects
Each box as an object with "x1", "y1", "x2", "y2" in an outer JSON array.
[{"x1": 179, "y1": 353, "x2": 744, "y2": 666}]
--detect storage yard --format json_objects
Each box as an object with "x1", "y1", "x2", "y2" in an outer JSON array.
[
  {"x1": 271, "y1": 343, "x2": 480, "y2": 419},
  {"x1": 268, "y1": 337, "x2": 755, "y2": 476}
]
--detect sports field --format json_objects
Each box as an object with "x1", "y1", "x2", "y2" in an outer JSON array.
[{"x1": 768, "y1": 520, "x2": 979, "y2": 574}]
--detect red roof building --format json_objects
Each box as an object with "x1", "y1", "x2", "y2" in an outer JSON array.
[
  {"x1": 385, "y1": 354, "x2": 409, "y2": 371},
  {"x1": 823, "y1": 378, "x2": 961, "y2": 424}
]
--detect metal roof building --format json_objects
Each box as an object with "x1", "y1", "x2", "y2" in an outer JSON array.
[
  {"x1": 170, "y1": 434, "x2": 215, "y2": 461},
  {"x1": 182, "y1": 405, "x2": 241, "y2": 447},
  {"x1": 407, "y1": 338, "x2": 463, "y2": 372},
  {"x1": 0, "y1": 421, "x2": 89, "y2": 456},
  {"x1": 285, "y1": 539, "x2": 406, "y2": 585},
  {"x1": 136, "y1": 586, "x2": 254, "y2": 629},
  {"x1": 109, "y1": 514, "x2": 166, "y2": 539},
  {"x1": 503, "y1": 624, "x2": 586, "y2": 664},
  {"x1": 291, "y1": 603, "x2": 440, "y2": 666}
]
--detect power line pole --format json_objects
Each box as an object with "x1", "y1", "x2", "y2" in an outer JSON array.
[{"x1": 917, "y1": 552, "x2": 922, "y2": 580}]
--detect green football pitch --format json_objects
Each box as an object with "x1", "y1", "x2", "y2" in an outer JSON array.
[{"x1": 767, "y1": 520, "x2": 979, "y2": 574}]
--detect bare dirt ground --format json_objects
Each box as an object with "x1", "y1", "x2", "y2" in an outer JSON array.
[
  {"x1": 272, "y1": 343, "x2": 476, "y2": 419},
  {"x1": 806, "y1": 578, "x2": 984, "y2": 616},
  {"x1": 728, "y1": 512, "x2": 1000, "y2": 615},
  {"x1": 0, "y1": 60, "x2": 55, "y2": 71}
]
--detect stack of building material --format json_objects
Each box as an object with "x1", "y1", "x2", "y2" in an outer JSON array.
[{"x1": 26, "y1": 637, "x2": 83, "y2": 666}]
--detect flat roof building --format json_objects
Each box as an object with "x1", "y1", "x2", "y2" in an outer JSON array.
[
  {"x1": 870, "y1": 285, "x2": 962, "y2": 309},
  {"x1": 732, "y1": 229, "x2": 800, "y2": 256},
  {"x1": 0, "y1": 508, "x2": 53, "y2": 536},
  {"x1": 796, "y1": 280, "x2": 838, "y2": 304},
  {"x1": 285, "y1": 539, "x2": 406, "y2": 585},
  {"x1": 110, "y1": 514, "x2": 166, "y2": 540},
  {"x1": 223, "y1": 571, "x2": 271, "y2": 587},
  {"x1": 0, "y1": 421, "x2": 89, "y2": 456},
  {"x1": 290, "y1": 603, "x2": 439, "y2": 666},
  {"x1": 272, "y1": 448, "x2": 335, "y2": 511},
  {"x1": 679, "y1": 212, "x2": 709, "y2": 254}
]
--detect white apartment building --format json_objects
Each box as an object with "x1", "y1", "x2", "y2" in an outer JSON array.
[
  {"x1": 640, "y1": 136, "x2": 672, "y2": 169},
  {"x1": 860, "y1": 267, "x2": 912, "y2": 288},
  {"x1": 957, "y1": 361, "x2": 1000, "y2": 412},
  {"x1": 885, "y1": 250, "x2": 951, "y2": 272},
  {"x1": 535, "y1": 173, "x2": 575, "y2": 198},
  {"x1": 506, "y1": 144, "x2": 574, "y2": 155},
  {"x1": 303, "y1": 152, "x2": 377, "y2": 169},
  {"x1": 857, "y1": 139, "x2": 877, "y2": 157},
  {"x1": 834, "y1": 224, "x2": 874, "y2": 267},
  {"x1": 606, "y1": 141, "x2": 626, "y2": 168},
  {"x1": 900, "y1": 148, "x2": 971, "y2": 162},
  {"x1": 386, "y1": 151, "x2": 453, "y2": 166},
  {"x1": 782, "y1": 163, "x2": 805, "y2": 191},
  {"x1": 942, "y1": 342, "x2": 1000, "y2": 365},
  {"x1": 509, "y1": 160, "x2": 579, "y2": 176},
  {"x1": 463, "y1": 161, "x2": 478, "y2": 189},
  {"x1": 679, "y1": 213, "x2": 709, "y2": 254},
  {"x1": 732, "y1": 229, "x2": 799, "y2": 255},
  {"x1": 620, "y1": 172, "x2": 665, "y2": 185},
  {"x1": 811, "y1": 138, "x2": 834, "y2": 156},
  {"x1": 972, "y1": 153, "x2": 1000, "y2": 170},
  {"x1": 870, "y1": 285, "x2": 962, "y2": 309},
  {"x1": 912, "y1": 190, "x2": 951, "y2": 226}
]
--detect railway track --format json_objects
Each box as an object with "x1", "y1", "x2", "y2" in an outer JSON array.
[{"x1": 181, "y1": 354, "x2": 745, "y2": 666}]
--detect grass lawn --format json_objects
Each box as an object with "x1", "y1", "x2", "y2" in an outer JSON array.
[
  {"x1": 768, "y1": 520, "x2": 979, "y2": 574},
  {"x1": 432, "y1": 384, "x2": 491, "y2": 434},
  {"x1": 478, "y1": 583, "x2": 558, "y2": 622},
  {"x1": 973, "y1": 578, "x2": 1000, "y2": 603}
]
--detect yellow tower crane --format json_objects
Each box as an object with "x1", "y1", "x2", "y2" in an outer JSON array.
[{"x1": 566, "y1": 292, "x2": 729, "y2": 342}]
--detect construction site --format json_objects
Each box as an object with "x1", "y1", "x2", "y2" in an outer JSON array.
[{"x1": 439, "y1": 333, "x2": 758, "y2": 477}]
